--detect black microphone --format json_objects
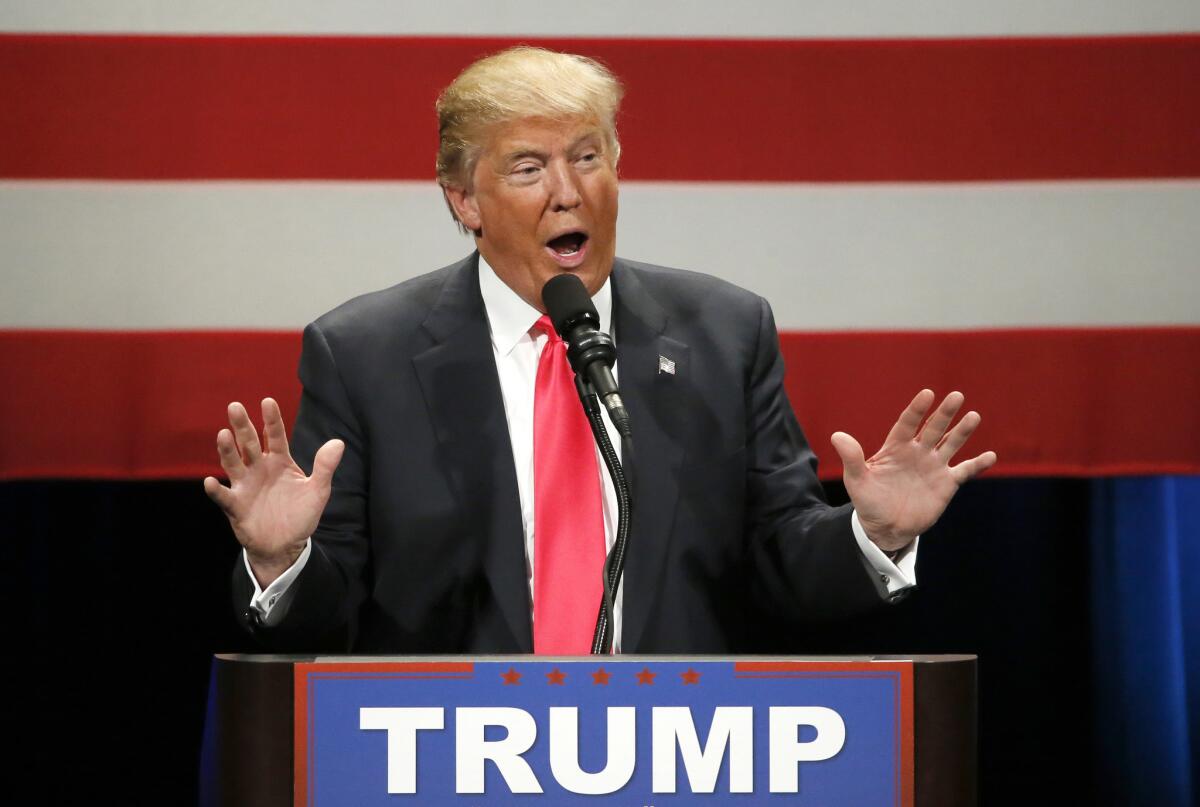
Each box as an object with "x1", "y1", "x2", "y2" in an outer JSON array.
[{"x1": 541, "y1": 274, "x2": 632, "y2": 438}]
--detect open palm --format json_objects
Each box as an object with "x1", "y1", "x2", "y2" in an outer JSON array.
[
  {"x1": 203, "y1": 398, "x2": 344, "y2": 585},
  {"x1": 832, "y1": 390, "x2": 997, "y2": 552}
]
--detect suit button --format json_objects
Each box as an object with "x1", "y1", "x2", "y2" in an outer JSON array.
[{"x1": 880, "y1": 574, "x2": 890, "y2": 585}]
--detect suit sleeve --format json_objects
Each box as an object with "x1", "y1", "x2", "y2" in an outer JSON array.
[
  {"x1": 231, "y1": 321, "x2": 370, "y2": 652},
  {"x1": 743, "y1": 296, "x2": 886, "y2": 623}
]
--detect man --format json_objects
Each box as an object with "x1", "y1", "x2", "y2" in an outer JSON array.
[{"x1": 204, "y1": 47, "x2": 995, "y2": 654}]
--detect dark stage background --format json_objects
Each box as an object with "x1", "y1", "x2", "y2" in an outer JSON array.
[{"x1": 13, "y1": 476, "x2": 1098, "y2": 805}]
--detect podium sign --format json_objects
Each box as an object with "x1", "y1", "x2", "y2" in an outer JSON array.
[{"x1": 294, "y1": 659, "x2": 913, "y2": 805}]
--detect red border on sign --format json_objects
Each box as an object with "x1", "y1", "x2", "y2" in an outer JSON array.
[
  {"x1": 734, "y1": 660, "x2": 914, "y2": 807},
  {"x1": 298, "y1": 661, "x2": 473, "y2": 674},
  {"x1": 293, "y1": 664, "x2": 309, "y2": 807},
  {"x1": 294, "y1": 661, "x2": 476, "y2": 807},
  {"x1": 294, "y1": 659, "x2": 912, "y2": 806}
]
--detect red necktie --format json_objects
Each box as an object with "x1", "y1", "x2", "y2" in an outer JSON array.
[{"x1": 532, "y1": 315, "x2": 606, "y2": 654}]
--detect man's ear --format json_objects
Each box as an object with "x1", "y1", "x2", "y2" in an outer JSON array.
[{"x1": 443, "y1": 185, "x2": 482, "y2": 233}]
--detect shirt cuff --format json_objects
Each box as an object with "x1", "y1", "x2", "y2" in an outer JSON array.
[
  {"x1": 245, "y1": 538, "x2": 311, "y2": 627},
  {"x1": 851, "y1": 511, "x2": 918, "y2": 599}
]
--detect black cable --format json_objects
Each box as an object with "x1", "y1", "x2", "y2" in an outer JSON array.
[{"x1": 577, "y1": 383, "x2": 633, "y2": 655}]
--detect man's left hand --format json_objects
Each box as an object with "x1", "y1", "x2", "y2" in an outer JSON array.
[{"x1": 831, "y1": 389, "x2": 997, "y2": 552}]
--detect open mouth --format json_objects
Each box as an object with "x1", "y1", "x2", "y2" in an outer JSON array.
[{"x1": 546, "y1": 231, "x2": 588, "y2": 257}]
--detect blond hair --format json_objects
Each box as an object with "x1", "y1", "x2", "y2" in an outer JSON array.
[{"x1": 435, "y1": 46, "x2": 624, "y2": 196}]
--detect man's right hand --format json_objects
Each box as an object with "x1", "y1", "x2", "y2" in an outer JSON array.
[{"x1": 203, "y1": 398, "x2": 345, "y2": 588}]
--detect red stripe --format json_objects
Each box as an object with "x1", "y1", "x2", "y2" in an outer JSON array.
[
  {"x1": 2, "y1": 327, "x2": 1198, "y2": 480},
  {"x1": 0, "y1": 331, "x2": 302, "y2": 479},
  {"x1": 2, "y1": 34, "x2": 1199, "y2": 181},
  {"x1": 781, "y1": 327, "x2": 1200, "y2": 479}
]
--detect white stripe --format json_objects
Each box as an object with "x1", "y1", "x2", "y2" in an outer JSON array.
[
  {"x1": 3, "y1": 1, "x2": 1198, "y2": 38},
  {"x1": 2, "y1": 180, "x2": 1198, "y2": 330}
]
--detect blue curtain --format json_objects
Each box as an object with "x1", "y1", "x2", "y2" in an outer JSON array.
[{"x1": 1091, "y1": 476, "x2": 1200, "y2": 806}]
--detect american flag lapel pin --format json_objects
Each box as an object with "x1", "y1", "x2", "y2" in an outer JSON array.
[{"x1": 658, "y1": 355, "x2": 676, "y2": 375}]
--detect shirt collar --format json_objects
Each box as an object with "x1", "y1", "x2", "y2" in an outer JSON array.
[{"x1": 478, "y1": 252, "x2": 613, "y2": 356}]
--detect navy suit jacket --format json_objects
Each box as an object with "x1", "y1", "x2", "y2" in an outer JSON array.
[{"x1": 233, "y1": 254, "x2": 884, "y2": 653}]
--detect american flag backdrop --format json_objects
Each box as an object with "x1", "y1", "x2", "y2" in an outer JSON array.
[
  {"x1": 6, "y1": 4, "x2": 1200, "y2": 805},
  {"x1": 2, "y1": 1, "x2": 1199, "y2": 481}
]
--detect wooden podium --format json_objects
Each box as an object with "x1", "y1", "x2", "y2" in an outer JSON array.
[{"x1": 206, "y1": 654, "x2": 975, "y2": 806}]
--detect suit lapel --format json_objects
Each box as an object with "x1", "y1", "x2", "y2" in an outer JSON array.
[
  {"x1": 412, "y1": 254, "x2": 533, "y2": 651},
  {"x1": 612, "y1": 262, "x2": 688, "y2": 652}
]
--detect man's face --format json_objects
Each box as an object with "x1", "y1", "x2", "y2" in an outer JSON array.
[{"x1": 446, "y1": 116, "x2": 619, "y2": 311}]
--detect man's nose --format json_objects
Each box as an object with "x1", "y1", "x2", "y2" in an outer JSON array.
[{"x1": 546, "y1": 161, "x2": 583, "y2": 211}]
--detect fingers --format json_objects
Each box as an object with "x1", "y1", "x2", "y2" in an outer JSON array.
[
  {"x1": 203, "y1": 476, "x2": 236, "y2": 513},
  {"x1": 951, "y1": 450, "x2": 998, "y2": 484},
  {"x1": 216, "y1": 428, "x2": 246, "y2": 480},
  {"x1": 918, "y1": 391, "x2": 965, "y2": 449},
  {"x1": 831, "y1": 431, "x2": 867, "y2": 482},
  {"x1": 261, "y1": 397, "x2": 290, "y2": 456},
  {"x1": 936, "y1": 409, "x2": 981, "y2": 460},
  {"x1": 883, "y1": 389, "x2": 936, "y2": 445},
  {"x1": 227, "y1": 401, "x2": 263, "y2": 464},
  {"x1": 310, "y1": 439, "x2": 346, "y2": 490}
]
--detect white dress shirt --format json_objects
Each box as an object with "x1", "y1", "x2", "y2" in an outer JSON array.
[{"x1": 245, "y1": 257, "x2": 917, "y2": 644}]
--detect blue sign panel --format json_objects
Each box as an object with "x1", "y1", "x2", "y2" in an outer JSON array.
[{"x1": 295, "y1": 659, "x2": 912, "y2": 805}]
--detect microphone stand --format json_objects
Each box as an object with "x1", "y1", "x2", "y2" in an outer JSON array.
[{"x1": 574, "y1": 377, "x2": 633, "y2": 655}]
